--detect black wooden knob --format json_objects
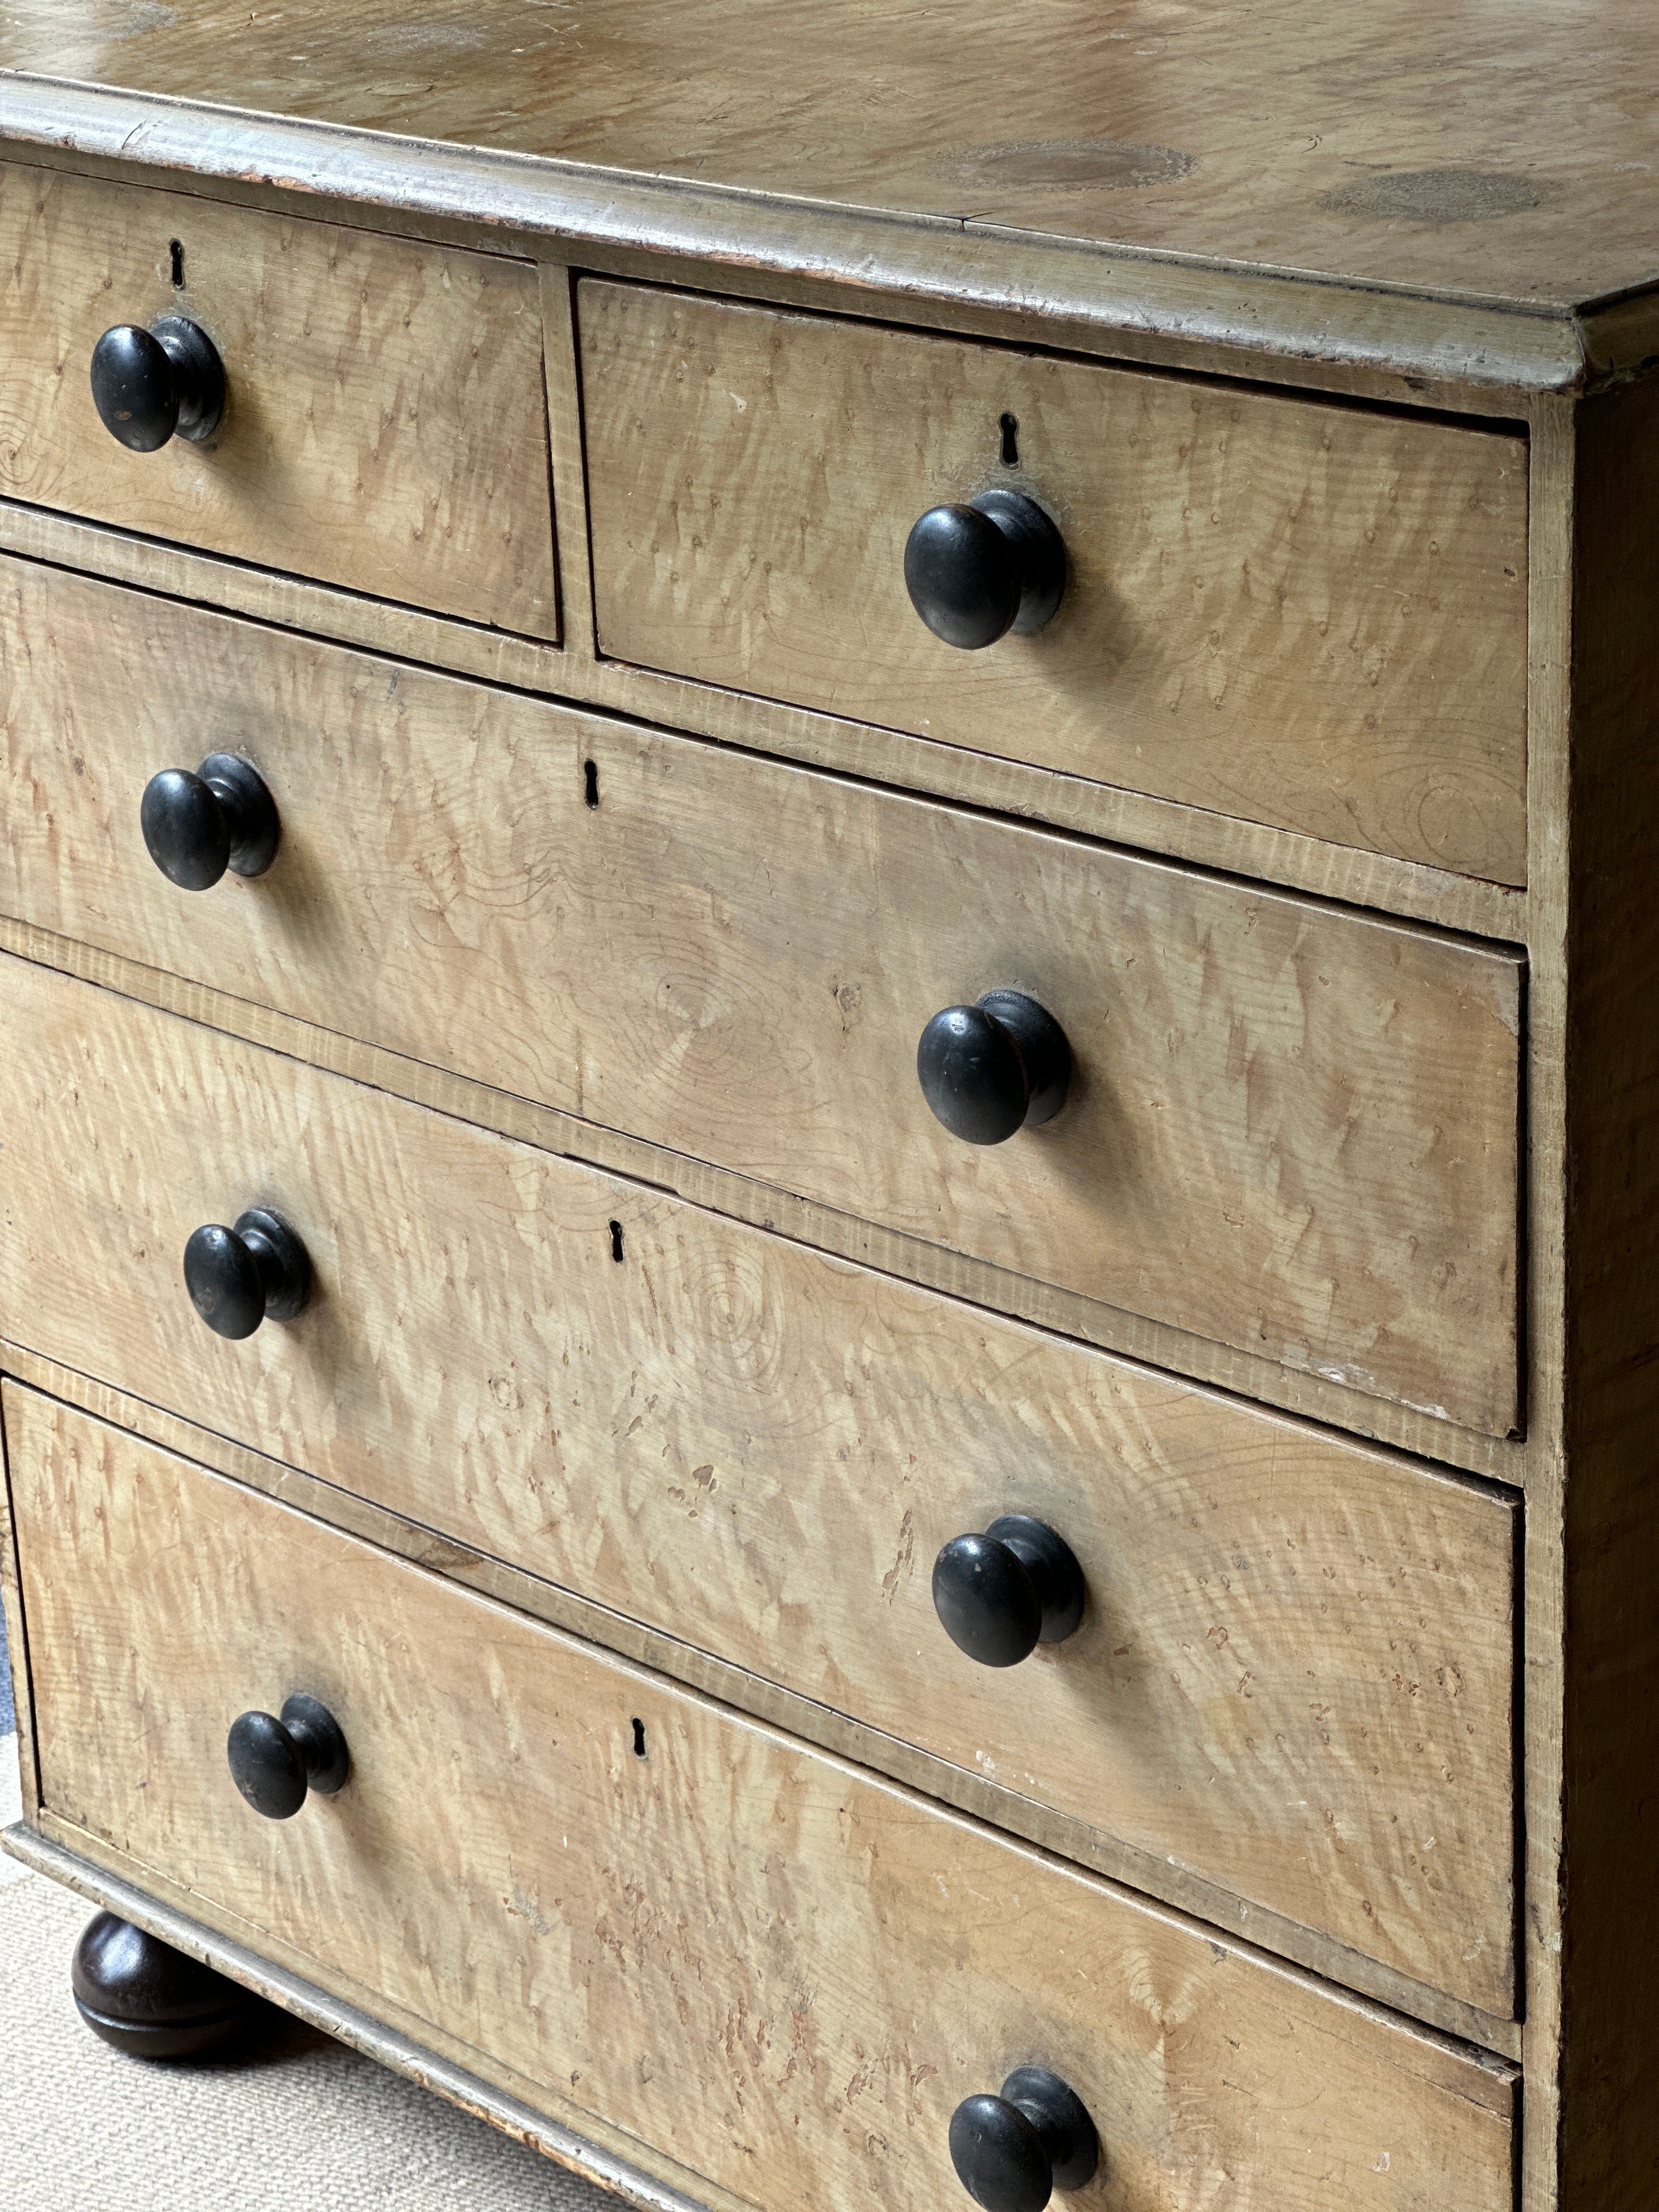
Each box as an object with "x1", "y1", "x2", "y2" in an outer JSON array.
[
  {"x1": 91, "y1": 316, "x2": 226, "y2": 451},
  {"x1": 917, "y1": 989, "x2": 1072, "y2": 1145},
  {"x1": 227, "y1": 1694, "x2": 350, "y2": 1820},
  {"x1": 933, "y1": 1515, "x2": 1086, "y2": 1668},
  {"x1": 904, "y1": 490, "x2": 1066, "y2": 650},
  {"x1": 183, "y1": 1208, "x2": 311, "y2": 1340},
  {"x1": 949, "y1": 2068, "x2": 1100, "y2": 2212},
  {"x1": 140, "y1": 754, "x2": 280, "y2": 890}
]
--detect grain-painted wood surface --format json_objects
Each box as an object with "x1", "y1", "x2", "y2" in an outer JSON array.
[
  {"x1": 0, "y1": 567, "x2": 1524, "y2": 1436},
  {"x1": 1, "y1": 0, "x2": 1658, "y2": 313},
  {"x1": 1527, "y1": 376, "x2": 1659, "y2": 2209},
  {"x1": 3, "y1": 1823, "x2": 749, "y2": 2212},
  {"x1": 0, "y1": 908, "x2": 1528, "y2": 1493},
  {"x1": 582, "y1": 281, "x2": 1530, "y2": 883},
  {"x1": 0, "y1": 503, "x2": 1527, "y2": 943},
  {"x1": 0, "y1": 161, "x2": 557, "y2": 635},
  {"x1": 0, "y1": 957, "x2": 1520, "y2": 2014},
  {"x1": 0, "y1": 1340, "x2": 1526, "y2": 2055},
  {"x1": 7, "y1": 1385, "x2": 1519, "y2": 2212},
  {"x1": 0, "y1": 86, "x2": 1609, "y2": 408}
]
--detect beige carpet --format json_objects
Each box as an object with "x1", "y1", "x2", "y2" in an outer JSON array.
[{"x1": 0, "y1": 1737, "x2": 629, "y2": 2209}]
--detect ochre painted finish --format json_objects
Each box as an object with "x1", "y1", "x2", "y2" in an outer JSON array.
[
  {"x1": 0, "y1": 489, "x2": 1528, "y2": 947},
  {"x1": 0, "y1": 14, "x2": 1655, "y2": 2212},
  {"x1": 0, "y1": 956, "x2": 1520, "y2": 2016},
  {"x1": 582, "y1": 281, "x2": 1529, "y2": 883},
  {"x1": 0, "y1": 563, "x2": 1523, "y2": 1437},
  {"x1": 6, "y1": 1385, "x2": 1519, "y2": 2212},
  {"x1": 0, "y1": 162, "x2": 558, "y2": 636},
  {"x1": 1, "y1": 0, "x2": 1658, "y2": 311}
]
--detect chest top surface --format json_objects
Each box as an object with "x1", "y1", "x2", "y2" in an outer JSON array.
[{"x1": 2, "y1": 0, "x2": 1658, "y2": 317}]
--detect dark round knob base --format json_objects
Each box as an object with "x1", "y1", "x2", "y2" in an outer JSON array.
[
  {"x1": 140, "y1": 753, "x2": 280, "y2": 891},
  {"x1": 950, "y1": 2068, "x2": 1100, "y2": 2212},
  {"x1": 917, "y1": 990, "x2": 1072, "y2": 1146},
  {"x1": 904, "y1": 489, "x2": 1066, "y2": 651},
  {"x1": 71, "y1": 1911, "x2": 276, "y2": 2061},
  {"x1": 228, "y1": 1693, "x2": 351, "y2": 1820},
  {"x1": 90, "y1": 315, "x2": 225, "y2": 452},
  {"x1": 184, "y1": 1207, "x2": 312, "y2": 1339},
  {"x1": 933, "y1": 1514, "x2": 1087, "y2": 1668},
  {"x1": 972, "y1": 492, "x2": 1066, "y2": 637},
  {"x1": 975, "y1": 991, "x2": 1070, "y2": 1127}
]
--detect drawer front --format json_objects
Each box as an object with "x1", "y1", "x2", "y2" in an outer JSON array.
[
  {"x1": 6, "y1": 1384, "x2": 1517, "y2": 2211},
  {"x1": 0, "y1": 955, "x2": 1519, "y2": 2015},
  {"x1": 0, "y1": 163, "x2": 557, "y2": 635},
  {"x1": 0, "y1": 560, "x2": 1523, "y2": 1436},
  {"x1": 579, "y1": 280, "x2": 1528, "y2": 884}
]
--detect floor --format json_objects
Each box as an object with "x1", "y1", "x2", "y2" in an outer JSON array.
[{"x1": 1, "y1": 1584, "x2": 630, "y2": 2208}]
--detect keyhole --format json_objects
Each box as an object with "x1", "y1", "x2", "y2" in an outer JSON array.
[
  {"x1": 631, "y1": 1718, "x2": 647, "y2": 1758},
  {"x1": 584, "y1": 759, "x2": 599, "y2": 809},
  {"x1": 168, "y1": 239, "x2": 185, "y2": 289},
  {"x1": 610, "y1": 1220, "x2": 625, "y2": 1262},
  {"x1": 998, "y1": 412, "x2": 1019, "y2": 467}
]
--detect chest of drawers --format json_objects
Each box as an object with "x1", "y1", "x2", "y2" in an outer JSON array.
[{"x1": 0, "y1": 7, "x2": 1655, "y2": 2210}]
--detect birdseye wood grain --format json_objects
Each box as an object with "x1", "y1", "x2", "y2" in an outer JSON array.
[
  {"x1": 0, "y1": 955, "x2": 1520, "y2": 2015},
  {"x1": 0, "y1": 560, "x2": 1522, "y2": 1438},
  {"x1": 579, "y1": 280, "x2": 1528, "y2": 883},
  {"x1": 0, "y1": 11, "x2": 1655, "y2": 2209},
  {"x1": 4, "y1": 1383, "x2": 1519, "y2": 2212},
  {"x1": 0, "y1": 161, "x2": 558, "y2": 637}
]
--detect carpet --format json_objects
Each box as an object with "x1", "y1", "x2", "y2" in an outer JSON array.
[{"x1": 0, "y1": 1736, "x2": 628, "y2": 2210}]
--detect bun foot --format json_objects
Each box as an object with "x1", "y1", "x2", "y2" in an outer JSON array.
[{"x1": 71, "y1": 1911, "x2": 277, "y2": 2060}]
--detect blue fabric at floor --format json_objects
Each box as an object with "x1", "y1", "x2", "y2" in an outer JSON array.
[{"x1": 0, "y1": 1587, "x2": 12, "y2": 1735}]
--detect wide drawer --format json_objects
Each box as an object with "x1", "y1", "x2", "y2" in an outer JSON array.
[
  {"x1": 579, "y1": 280, "x2": 1528, "y2": 884},
  {"x1": 0, "y1": 163, "x2": 557, "y2": 635},
  {"x1": 0, "y1": 955, "x2": 1519, "y2": 2017},
  {"x1": 0, "y1": 558, "x2": 1523, "y2": 1437},
  {"x1": 4, "y1": 1384, "x2": 1518, "y2": 2210}
]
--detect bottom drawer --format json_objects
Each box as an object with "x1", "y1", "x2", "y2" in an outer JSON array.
[{"x1": 4, "y1": 1382, "x2": 1516, "y2": 2211}]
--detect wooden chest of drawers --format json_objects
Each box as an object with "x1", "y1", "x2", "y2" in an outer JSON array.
[{"x1": 1, "y1": 7, "x2": 1656, "y2": 2210}]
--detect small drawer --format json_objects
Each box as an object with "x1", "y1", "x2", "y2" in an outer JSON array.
[
  {"x1": 5, "y1": 1384, "x2": 1518, "y2": 2210},
  {"x1": 0, "y1": 956, "x2": 1519, "y2": 2017},
  {"x1": 0, "y1": 162, "x2": 557, "y2": 636},
  {"x1": 579, "y1": 279, "x2": 1528, "y2": 884},
  {"x1": 0, "y1": 559, "x2": 1523, "y2": 1437}
]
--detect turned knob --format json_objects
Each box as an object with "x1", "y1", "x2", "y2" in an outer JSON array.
[
  {"x1": 140, "y1": 754, "x2": 280, "y2": 890},
  {"x1": 916, "y1": 990, "x2": 1071, "y2": 1145},
  {"x1": 91, "y1": 315, "x2": 226, "y2": 451},
  {"x1": 949, "y1": 2068, "x2": 1100, "y2": 2212},
  {"x1": 183, "y1": 1209, "x2": 312, "y2": 1340},
  {"x1": 227, "y1": 1694, "x2": 350, "y2": 1820},
  {"x1": 933, "y1": 1515, "x2": 1086, "y2": 1668},
  {"x1": 904, "y1": 490, "x2": 1066, "y2": 650}
]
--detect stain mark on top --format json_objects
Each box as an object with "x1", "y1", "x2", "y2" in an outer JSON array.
[
  {"x1": 364, "y1": 22, "x2": 490, "y2": 55},
  {"x1": 1318, "y1": 167, "x2": 1567, "y2": 225},
  {"x1": 944, "y1": 137, "x2": 1198, "y2": 194},
  {"x1": 106, "y1": 1, "x2": 178, "y2": 34}
]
